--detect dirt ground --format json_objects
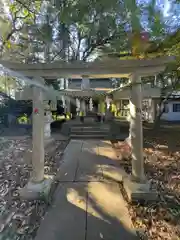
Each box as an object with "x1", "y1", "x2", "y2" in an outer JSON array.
[
  {"x1": 114, "y1": 124, "x2": 180, "y2": 240},
  {"x1": 0, "y1": 137, "x2": 69, "y2": 240}
]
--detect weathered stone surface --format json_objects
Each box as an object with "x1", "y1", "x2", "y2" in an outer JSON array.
[
  {"x1": 123, "y1": 176, "x2": 158, "y2": 203},
  {"x1": 87, "y1": 181, "x2": 137, "y2": 240},
  {"x1": 19, "y1": 177, "x2": 54, "y2": 202},
  {"x1": 75, "y1": 164, "x2": 103, "y2": 182},
  {"x1": 75, "y1": 142, "x2": 103, "y2": 181},
  {"x1": 35, "y1": 140, "x2": 137, "y2": 240},
  {"x1": 101, "y1": 164, "x2": 128, "y2": 183},
  {"x1": 35, "y1": 183, "x2": 87, "y2": 240},
  {"x1": 56, "y1": 140, "x2": 82, "y2": 182}
]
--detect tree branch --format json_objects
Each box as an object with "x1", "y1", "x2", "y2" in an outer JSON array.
[
  {"x1": 50, "y1": 48, "x2": 64, "y2": 62},
  {"x1": 82, "y1": 33, "x2": 117, "y2": 61},
  {"x1": 14, "y1": 0, "x2": 39, "y2": 15},
  {"x1": 153, "y1": 73, "x2": 180, "y2": 127},
  {"x1": 75, "y1": 32, "x2": 82, "y2": 60},
  {"x1": 0, "y1": 5, "x2": 31, "y2": 55}
]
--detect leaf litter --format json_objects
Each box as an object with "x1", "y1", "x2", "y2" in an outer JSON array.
[
  {"x1": 0, "y1": 136, "x2": 68, "y2": 240},
  {"x1": 114, "y1": 126, "x2": 180, "y2": 240}
]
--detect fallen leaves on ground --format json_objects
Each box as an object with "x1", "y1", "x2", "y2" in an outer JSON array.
[
  {"x1": 114, "y1": 127, "x2": 180, "y2": 240},
  {"x1": 0, "y1": 137, "x2": 68, "y2": 240}
]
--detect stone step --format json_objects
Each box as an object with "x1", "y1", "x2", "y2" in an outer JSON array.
[
  {"x1": 70, "y1": 134, "x2": 109, "y2": 139},
  {"x1": 70, "y1": 131, "x2": 108, "y2": 135},
  {"x1": 71, "y1": 125, "x2": 109, "y2": 134},
  {"x1": 67, "y1": 122, "x2": 109, "y2": 127},
  {"x1": 71, "y1": 127, "x2": 109, "y2": 131},
  {"x1": 71, "y1": 130, "x2": 109, "y2": 135},
  {"x1": 70, "y1": 132, "x2": 128, "y2": 140},
  {"x1": 71, "y1": 126, "x2": 109, "y2": 129},
  {"x1": 70, "y1": 123, "x2": 109, "y2": 127}
]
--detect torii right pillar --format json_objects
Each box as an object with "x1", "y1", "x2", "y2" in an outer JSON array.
[
  {"x1": 129, "y1": 73, "x2": 145, "y2": 183},
  {"x1": 124, "y1": 73, "x2": 158, "y2": 202}
]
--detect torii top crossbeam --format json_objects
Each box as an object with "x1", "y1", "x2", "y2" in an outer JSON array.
[{"x1": 0, "y1": 56, "x2": 174, "y2": 79}]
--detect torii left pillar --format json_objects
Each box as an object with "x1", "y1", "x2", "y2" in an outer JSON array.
[
  {"x1": 32, "y1": 84, "x2": 44, "y2": 182},
  {"x1": 20, "y1": 79, "x2": 54, "y2": 201}
]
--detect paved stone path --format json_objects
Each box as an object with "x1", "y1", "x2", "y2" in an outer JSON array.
[{"x1": 35, "y1": 140, "x2": 137, "y2": 240}]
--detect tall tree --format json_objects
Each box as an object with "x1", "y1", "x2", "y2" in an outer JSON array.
[{"x1": 1, "y1": 0, "x2": 179, "y2": 90}]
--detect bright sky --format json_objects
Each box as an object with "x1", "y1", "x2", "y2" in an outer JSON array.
[{"x1": 163, "y1": 0, "x2": 171, "y2": 16}]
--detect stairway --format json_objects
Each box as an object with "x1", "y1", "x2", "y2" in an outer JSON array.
[
  {"x1": 70, "y1": 123, "x2": 110, "y2": 139},
  {"x1": 61, "y1": 117, "x2": 129, "y2": 140}
]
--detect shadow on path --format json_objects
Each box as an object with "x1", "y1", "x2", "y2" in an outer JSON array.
[{"x1": 35, "y1": 140, "x2": 138, "y2": 240}]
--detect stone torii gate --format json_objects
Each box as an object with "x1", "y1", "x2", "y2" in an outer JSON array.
[{"x1": 0, "y1": 57, "x2": 173, "y2": 201}]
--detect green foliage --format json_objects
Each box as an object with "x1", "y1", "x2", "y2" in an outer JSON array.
[
  {"x1": 1, "y1": 0, "x2": 179, "y2": 71},
  {"x1": 0, "y1": 0, "x2": 42, "y2": 54},
  {"x1": 0, "y1": 75, "x2": 16, "y2": 95},
  {"x1": 146, "y1": 0, "x2": 165, "y2": 38}
]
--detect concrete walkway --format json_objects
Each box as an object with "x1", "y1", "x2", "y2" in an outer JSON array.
[{"x1": 35, "y1": 140, "x2": 137, "y2": 240}]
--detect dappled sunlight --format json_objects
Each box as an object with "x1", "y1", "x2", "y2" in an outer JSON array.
[
  {"x1": 75, "y1": 164, "x2": 103, "y2": 182},
  {"x1": 79, "y1": 140, "x2": 117, "y2": 157},
  {"x1": 82, "y1": 146, "x2": 98, "y2": 155},
  {"x1": 66, "y1": 187, "x2": 86, "y2": 212},
  {"x1": 66, "y1": 186, "x2": 108, "y2": 222},
  {"x1": 66, "y1": 182, "x2": 134, "y2": 235},
  {"x1": 98, "y1": 147, "x2": 117, "y2": 160},
  {"x1": 98, "y1": 140, "x2": 112, "y2": 147},
  {"x1": 82, "y1": 140, "x2": 99, "y2": 154},
  {"x1": 101, "y1": 164, "x2": 126, "y2": 182},
  {"x1": 87, "y1": 181, "x2": 133, "y2": 230},
  {"x1": 87, "y1": 202, "x2": 111, "y2": 223}
]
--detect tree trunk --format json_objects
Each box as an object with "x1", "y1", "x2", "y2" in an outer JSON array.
[{"x1": 153, "y1": 75, "x2": 180, "y2": 128}]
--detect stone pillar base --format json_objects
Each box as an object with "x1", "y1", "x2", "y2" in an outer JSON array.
[
  {"x1": 44, "y1": 137, "x2": 54, "y2": 146},
  {"x1": 123, "y1": 176, "x2": 158, "y2": 203},
  {"x1": 44, "y1": 138, "x2": 57, "y2": 154},
  {"x1": 19, "y1": 176, "x2": 54, "y2": 202}
]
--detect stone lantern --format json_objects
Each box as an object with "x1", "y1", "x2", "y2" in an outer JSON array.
[{"x1": 44, "y1": 101, "x2": 53, "y2": 139}]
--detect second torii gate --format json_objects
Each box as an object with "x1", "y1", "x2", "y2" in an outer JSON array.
[{"x1": 0, "y1": 57, "x2": 173, "y2": 202}]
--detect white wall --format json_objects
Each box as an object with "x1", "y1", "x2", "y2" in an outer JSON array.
[
  {"x1": 113, "y1": 85, "x2": 161, "y2": 99},
  {"x1": 68, "y1": 79, "x2": 112, "y2": 89},
  {"x1": 161, "y1": 101, "x2": 180, "y2": 121}
]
